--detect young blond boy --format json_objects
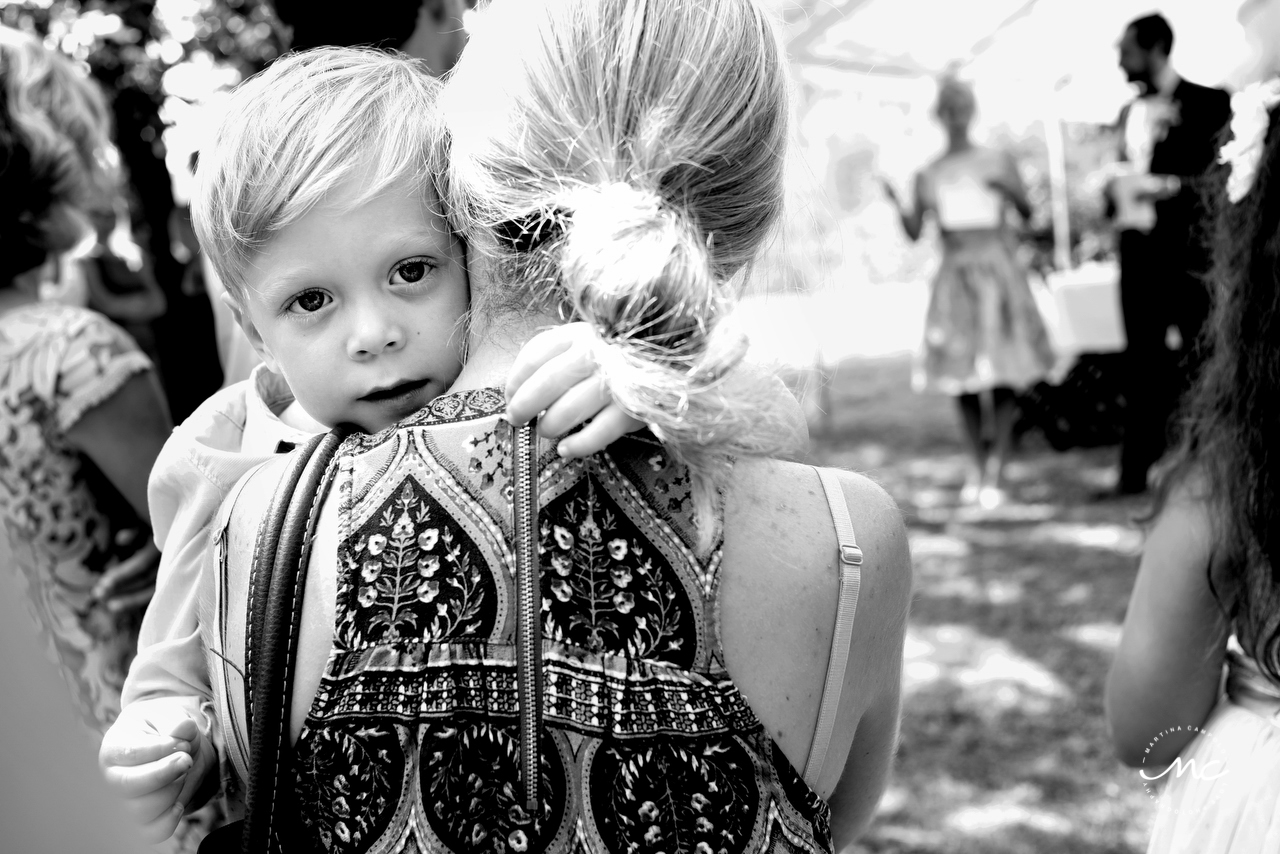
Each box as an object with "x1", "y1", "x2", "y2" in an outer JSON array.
[{"x1": 98, "y1": 48, "x2": 628, "y2": 842}]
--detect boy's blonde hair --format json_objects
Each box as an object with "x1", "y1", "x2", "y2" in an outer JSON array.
[
  {"x1": 442, "y1": 0, "x2": 792, "y2": 544},
  {"x1": 192, "y1": 48, "x2": 444, "y2": 303}
]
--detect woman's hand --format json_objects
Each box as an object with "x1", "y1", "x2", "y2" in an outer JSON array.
[{"x1": 506, "y1": 322, "x2": 645, "y2": 458}]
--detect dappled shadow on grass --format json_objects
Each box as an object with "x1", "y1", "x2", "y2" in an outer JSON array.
[{"x1": 806, "y1": 355, "x2": 1154, "y2": 854}]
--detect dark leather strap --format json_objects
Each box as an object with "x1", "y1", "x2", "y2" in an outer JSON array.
[
  {"x1": 244, "y1": 435, "x2": 321, "y2": 739},
  {"x1": 238, "y1": 427, "x2": 352, "y2": 854}
]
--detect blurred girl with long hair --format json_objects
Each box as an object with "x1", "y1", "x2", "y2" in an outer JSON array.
[{"x1": 1107, "y1": 3, "x2": 1280, "y2": 848}]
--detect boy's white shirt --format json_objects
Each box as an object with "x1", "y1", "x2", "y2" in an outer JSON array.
[{"x1": 121, "y1": 364, "x2": 320, "y2": 722}]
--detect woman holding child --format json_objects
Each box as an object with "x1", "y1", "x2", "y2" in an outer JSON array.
[{"x1": 103, "y1": 1, "x2": 912, "y2": 850}]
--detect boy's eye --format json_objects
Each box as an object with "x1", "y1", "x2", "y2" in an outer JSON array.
[
  {"x1": 290, "y1": 290, "x2": 330, "y2": 313},
  {"x1": 392, "y1": 257, "x2": 433, "y2": 285}
]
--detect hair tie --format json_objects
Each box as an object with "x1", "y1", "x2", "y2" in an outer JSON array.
[{"x1": 564, "y1": 182, "x2": 662, "y2": 224}]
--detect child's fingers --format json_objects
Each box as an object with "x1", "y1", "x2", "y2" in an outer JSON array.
[
  {"x1": 537, "y1": 376, "x2": 611, "y2": 438},
  {"x1": 164, "y1": 716, "x2": 202, "y2": 746},
  {"x1": 506, "y1": 342, "x2": 596, "y2": 426},
  {"x1": 506, "y1": 324, "x2": 580, "y2": 402},
  {"x1": 175, "y1": 750, "x2": 218, "y2": 815},
  {"x1": 100, "y1": 729, "x2": 189, "y2": 769},
  {"x1": 138, "y1": 801, "x2": 187, "y2": 845},
  {"x1": 555, "y1": 406, "x2": 646, "y2": 459},
  {"x1": 128, "y1": 778, "x2": 186, "y2": 827},
  {"x1": 103, "y1": 749, "x2": 192, "y2": 797}
]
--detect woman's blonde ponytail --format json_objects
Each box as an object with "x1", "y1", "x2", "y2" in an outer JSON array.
[{"x1": 443, "y1": 0, "x2": 795, "y2": 546}]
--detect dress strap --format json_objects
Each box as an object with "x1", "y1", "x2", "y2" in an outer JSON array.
[{"x1": 802, "y1": 467, "x2": 863, "y2": 789}]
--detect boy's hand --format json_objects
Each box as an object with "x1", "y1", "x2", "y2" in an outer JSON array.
[
  {"x1": 99, "y1": 700, "x2": 216, "y2": 843},
  {"x1": 506, "y1": 322, "x2": 645, "y2": 458}
]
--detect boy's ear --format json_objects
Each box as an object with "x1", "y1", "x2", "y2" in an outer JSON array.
[{"x1": 221, "y1": 291, "x2": 281, "y2": 374}]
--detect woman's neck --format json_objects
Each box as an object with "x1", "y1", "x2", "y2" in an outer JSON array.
[
  {"x1": 946, "y1": 133, "x2": 974, "y2": 155},
  {"x1": 449, "y1": 309, "x2": 560, "y2": 393}
]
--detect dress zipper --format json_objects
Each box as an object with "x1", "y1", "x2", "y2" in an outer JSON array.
[{"x1": 511, "y1": 420, "x2": 542, "y2": 816}]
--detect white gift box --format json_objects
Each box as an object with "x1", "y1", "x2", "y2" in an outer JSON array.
[{"x1": 1039, "y1": 261, "x2": 1127, "y2": 359}]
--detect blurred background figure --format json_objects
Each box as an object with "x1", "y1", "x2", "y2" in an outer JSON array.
[
  {"x1": 0, "y1": 22, "x2": 210, "y2": 843},
  {"x1": 0, "y1": 21, "x2": 170, "y2": 735},
  {"x1": 1103, "y1": 13, "x2": 1230, "y2": 498},
  {"x1": 275, "y1": 0, "x2": 467, "y2": 71},
  {"x1": 0, "y1": 542, "x2": 151, "y2": 854},
  {"x1": 884, "y1": 75, "x2": 1054, "y2": 509},
  {"x1": 1105, "y1": 4, "x2": 1280, "y2": 849}
]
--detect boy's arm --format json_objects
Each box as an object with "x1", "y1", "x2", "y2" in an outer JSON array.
[
  {"x1": 122, "y1": 431, "x2": 225, "y2": 709},
  {"x1": 505, "y1": 322, "x2": 644, "y2": 457}
]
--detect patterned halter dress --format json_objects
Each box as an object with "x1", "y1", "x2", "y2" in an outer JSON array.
[{"x1": 272, "y1": 388, "x2": 833, "y2": 853}]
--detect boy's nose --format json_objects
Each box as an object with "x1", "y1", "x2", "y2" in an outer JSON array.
[{"x1": 347, "y1": 309, "x2": 406, "y2": 359}]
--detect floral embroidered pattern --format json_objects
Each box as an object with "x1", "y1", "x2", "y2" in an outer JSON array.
[
  {"x1": 540, "y1": 475, "x2": 695, "y2": 666},
  {"x1": 288, "y1": 390, "x2": 833, "y2": 853},
  {"x1": 337, "y1": 478, "x2": 496, "y2": 649},
  {"x1": 649, "y1": 451, "x2": 694, "y2": 517},
  {"x1": 464, "y1": 426, "x2": 513, "y2": 498},
  {"x1": 346, "y1": 387, "x2": 509, "y2": 452},
  {"x1": 294, "y1": 722, "x2": 404, "y2": 851},
  {"x1": 589, "y1": 736, "x2": 759, "y2": 854},
  {"x1": 420, "y1": 721, "x2": 568, "y2": 854}
]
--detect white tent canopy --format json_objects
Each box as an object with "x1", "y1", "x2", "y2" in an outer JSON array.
[
  {"x1": 774, "y1": 0, "x2": 1254, "y2": 274},
  {"x1": 786, "y1": 0, "x2": 1252, "y2": 123}
]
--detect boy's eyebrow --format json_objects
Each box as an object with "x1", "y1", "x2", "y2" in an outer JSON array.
[{"x1": 256, "y1": 269, "x2": 323, "y2": 302}]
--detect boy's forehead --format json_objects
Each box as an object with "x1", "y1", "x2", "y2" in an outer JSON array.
[{"x1": 239, "y1": 181, "x2": 458, "y2": 296}]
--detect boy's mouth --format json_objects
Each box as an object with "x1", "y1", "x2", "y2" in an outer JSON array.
[{"x1": 360, "y1": 378, "x2": 432, "y2": 402}]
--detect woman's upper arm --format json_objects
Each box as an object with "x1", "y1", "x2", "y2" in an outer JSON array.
[
  {"x1": 65, "y1": 368, "x2": 173, "y2": 524},
  {"x1": 826, "y1": 471, "x2": 912, "y2": 846},
  {"x1": 1106, "y1": 489, "x2": 1229, "y2": 766}
]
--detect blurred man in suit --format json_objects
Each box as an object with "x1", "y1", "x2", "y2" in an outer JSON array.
[{"x1": 1105, "y1": 13, "x2": 1230, "y2": 496}]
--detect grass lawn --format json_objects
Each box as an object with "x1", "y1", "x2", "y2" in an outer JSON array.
[{"x1": 803, "y1": 354, "x2": 1156, "y2": 854}]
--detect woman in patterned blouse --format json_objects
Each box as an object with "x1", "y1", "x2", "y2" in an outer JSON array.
[
  {"x1": 209, "y1": 1, "x2": 914, "y2": 851},
  {"x1": 0, "y1": 25, "x2": 173, "y2": 734}
]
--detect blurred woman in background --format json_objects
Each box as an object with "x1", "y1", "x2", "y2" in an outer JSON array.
[
  {"x1": 885, "y1": 76, "x2": 1055, "y2": 509},
  {"x1": 0, "y1": 14, "x2": 172, "y2": 800}
]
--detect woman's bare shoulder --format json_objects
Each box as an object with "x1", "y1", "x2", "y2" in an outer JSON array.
[
  {"x1": 720, "y1": 460, "x2": 911, "y2": 794},
  {"x1": 727, "y1": 460, "x2": 908, "y2": 575},
  {"x1": 723, "y1": 459, "x2": 912, "y2": 659}
]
